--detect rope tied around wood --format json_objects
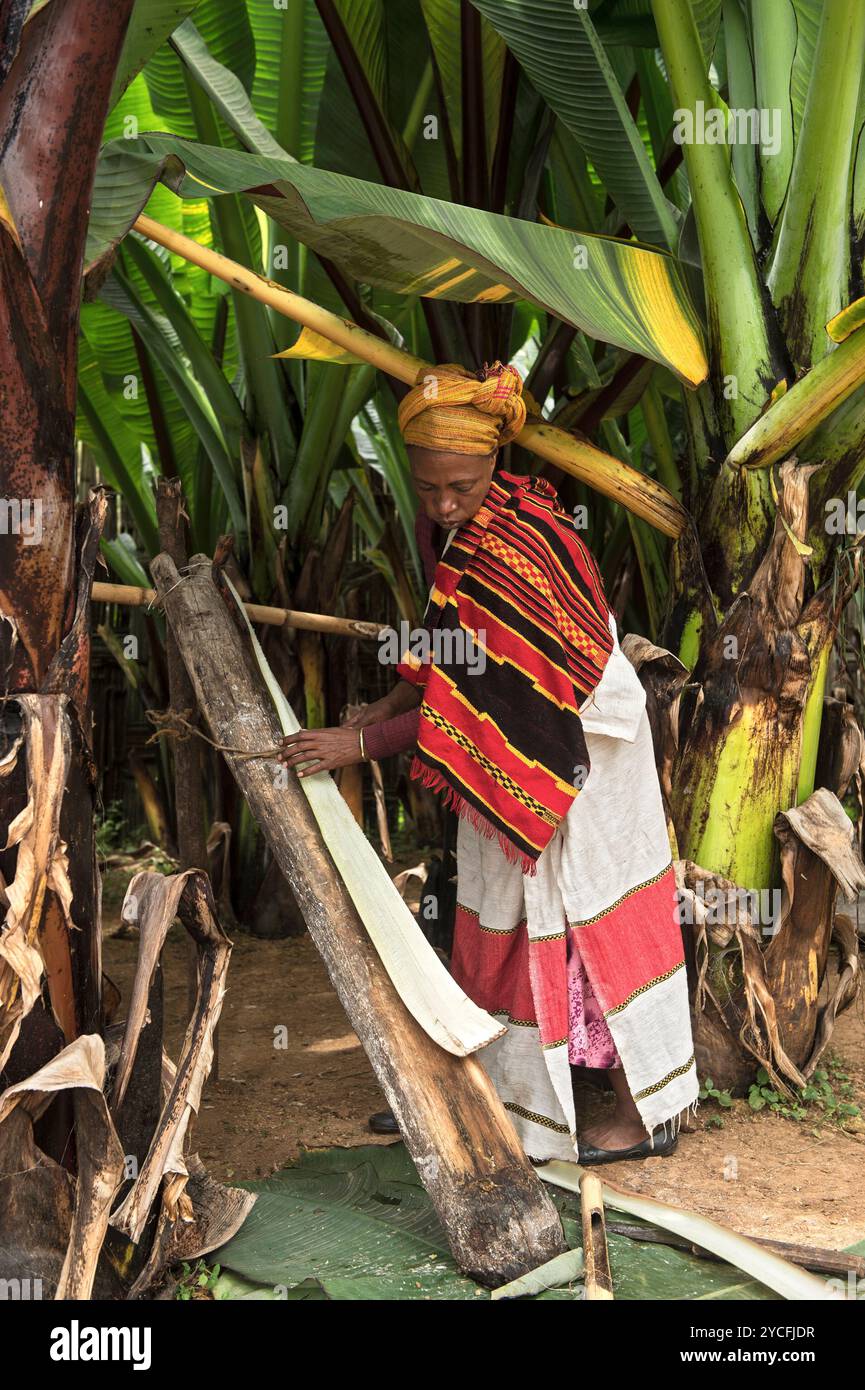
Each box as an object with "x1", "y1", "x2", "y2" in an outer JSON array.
[
  {"x1": 145, "y1": 708, "x2": 282, "y2": 761},
  {"x1": 146, "y1": 560, "x2": 214, "y2": 613}
]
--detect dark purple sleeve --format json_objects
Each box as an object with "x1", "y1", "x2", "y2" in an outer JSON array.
[{"x1": 363, "y1": 708, "x2": 421, "y2": 761}]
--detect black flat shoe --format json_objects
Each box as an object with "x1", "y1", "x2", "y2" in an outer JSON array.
[
  {"x1": 369, "y1": 1109, "x2": 400, "y2": 1135},
  {"x1": 578, "y1": 1125, "x2": 677, "y2": 1165}
]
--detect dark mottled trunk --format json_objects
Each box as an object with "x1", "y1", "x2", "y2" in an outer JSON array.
[{"x1": 0, "y1": 0, "x2": 136, "y2": 1101}]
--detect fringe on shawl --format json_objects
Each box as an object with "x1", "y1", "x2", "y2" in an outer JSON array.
[
  {"x1": 648, "y1": 1097, "x2": 701, "y2": 1150},
  {"x1": 409, "y1": 755, "x2": 539, "y2": 877}
]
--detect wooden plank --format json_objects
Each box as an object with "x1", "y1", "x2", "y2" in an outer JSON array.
[{"x1": 151, "y1": 550, "x2": 567, "y2": 1286}]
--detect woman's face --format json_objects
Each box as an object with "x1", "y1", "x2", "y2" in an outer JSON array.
[{"x1": 407, "y1": 446, "x2": 497, "y2": 529}]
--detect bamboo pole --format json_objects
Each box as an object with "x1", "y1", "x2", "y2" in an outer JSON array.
[
  {"x1": 92, "y1": 581, "x2": 386, "y2": 640},
  {"x1": 580, "y1": 1171, "x2": 614, "y2": 1300},
  {"x1": 133, "y1": 214, "x2": 688, "y2": 540}
]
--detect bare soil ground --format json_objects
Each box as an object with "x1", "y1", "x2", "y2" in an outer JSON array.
[{"x1": 102, "y1": 906, "x2": 865, "y2": 1254}]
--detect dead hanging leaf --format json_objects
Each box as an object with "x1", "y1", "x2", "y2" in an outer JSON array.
[
  {"x1": 205, "y1": 819, "x2": 234, "y2": 923},
  {"x1": 205, "y1": 820, "x2": 231, "y2": 858},
  {"x1": 128, "y1": 1150, "x2": 255, "y2": 1298},
  {"x1": 0, "y1": 695, "x2": 76, "y2": 1069},
  {"x1": 764, "y1": 789, "x2": 865, "y2": 1075},
  {"x1": 370, "y1": 759, "x2": 393, "y2": 862},
  {"x1": 0, "y1": 1102, "x2": 75, "y2": 1299},
  {"x1": 0, "y1": 1034, "x2": 125, "y2": 1300},
  {"x1": 736, "y1": 932, "x2": 807, "y2": 1093},
  {"x1": 110, "y1": 869, "x2": 203, "y2": 1113},
  {"x1": 621, "y1": 636, "x2": 689, "y2": 845},
  {"x1": 768, "y1": 464, "x2": 814, "y2": 557},
  {"x1": 110, "y1": 871, "x2": 232, "y2": 1244},
  {"x1": 674, "y1": 859, "x2": 807, "y2": 1095},
  {"x1": 392, "y1": 862, "x2": 428, "y2": 899},
  {"x1": 749, "y1": 458, "x2": 822, "y2": 630},
  {"x1": 774, "y1": 786, "x2": 865, "y2": 900},
  {"x1": 814, "y1": 697, "x2": 864, "y2": 802}
]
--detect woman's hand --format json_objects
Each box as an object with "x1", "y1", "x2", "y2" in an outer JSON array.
[
  {"x1": 341, "y1": 682, "x2": 421, "y2": 730},
  {"x1": 341, "y1": 700, "x2": 386, "y2": 731},
  {"x1": 277, "y1": 727, "x2": 364, "y2": 778}
]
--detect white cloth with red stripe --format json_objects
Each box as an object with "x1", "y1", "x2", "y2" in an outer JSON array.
[{"x1": 452, "y1": 614, "x2": 699, "y2": 1160}]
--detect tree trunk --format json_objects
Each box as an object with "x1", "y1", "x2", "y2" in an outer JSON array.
[
  {"x1": 662, "y1": 463, "x2": 859, "y2": 1090},
  {"x1": 151, "y1": 550, "x2": 566, "y2": 1286},
  {"x1": 0, "y1": 0, "x2": 136, "y2": 1095}
]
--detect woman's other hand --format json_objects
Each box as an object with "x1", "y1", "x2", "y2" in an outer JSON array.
[
  {"x1": 342, "y1": 682, "x2": 423, "y2": 732},
  {"x1": 277, "y1": 727, "x2": 363, "y2": 778},
  {"x1": 341, "y1": 701, "x2": 379, "y2": 731}
]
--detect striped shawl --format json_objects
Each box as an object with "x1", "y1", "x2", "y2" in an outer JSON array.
[{"x1": 397, "y1": 471, "x2": 615, "y2": 873}]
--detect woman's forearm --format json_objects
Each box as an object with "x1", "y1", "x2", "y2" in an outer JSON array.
[
  {"x1": 383, "y1": 679, "x2": 423, "y2": 716},
  {"x1": 362, "y1": 707, "x2": 421, "y2": 761},
  {"x1": 343, "y1": 679, "x2": 422, "y2": 729}
]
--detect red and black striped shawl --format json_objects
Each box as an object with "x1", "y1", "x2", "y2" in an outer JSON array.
[{"x1": 397, "y1": 471, "x2": 615, "y2": 873}]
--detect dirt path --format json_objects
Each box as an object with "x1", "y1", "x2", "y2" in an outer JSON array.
[{"x1": 103, "y1": 923, "x2": 865, "y2": 1252}]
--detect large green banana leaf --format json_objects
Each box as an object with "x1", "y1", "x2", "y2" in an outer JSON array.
[
  {"x1": 76, "y1": 336, "x2": 159, "y2": 556},
  {"x1": 101, "y1": 268, "x2": 247, "y2": 539},
  {"x1": 250, "y1": 0, "x2": 329, "y2": 164},
  {"x1": 90, "y1": 135, "x2": 709, "y2": 385},
  {"x1": 108, "y1": 0, "x2": 204, "y2": 108},
  {"x1": 470, "y1": 0, "x2": 680, "y2": 249},
  {"x1": 170, "y1": 19, "x2": 287, "y2": 161},
  {"x1": 210, "y1": 1141, "x2": 786, "y2": 1301},
  {"x1": 767, "y1": 0, "x2": 865, "y2": 370},
  {"x1": 98, "y1": 67, "x2": 238, "y2": 352},
  {"x1": 142, "y1": 0, "x2": 255, "y2": 143}
]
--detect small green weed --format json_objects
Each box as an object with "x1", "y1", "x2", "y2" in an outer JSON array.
[
  {"x1": 174, "y1": 1260, "x2": 221, "y2": 1301},
  {"x1": 699, "y1": 1076, "x2": 734, "y2": 1110},
  {"x1": 747, "y1": 1053, "x2": 861, "y2": 1126}
]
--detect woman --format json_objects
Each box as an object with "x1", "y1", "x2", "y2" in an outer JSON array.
[{"x1": 278, "y1": 361, "x2": 699, "y2": 1165}]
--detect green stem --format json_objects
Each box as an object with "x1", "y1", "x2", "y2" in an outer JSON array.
[
  {"x1": 651, "y1": 0, "x2": 778, "y2": 442},
  {"x1": 796, "y1": 639, "x2": 831, "y2": 805},
  {"x1": 642, "y1": 377, "x2": 681, "y2": 501},
  {"x1": 767, "y1": 0, "x2": 865, "y2": 369}
]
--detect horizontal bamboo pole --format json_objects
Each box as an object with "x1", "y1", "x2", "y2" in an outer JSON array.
[
  {"x1": 133, "y1": 213, "x2": 688, "y2": 540},
  {"x1": 92, "y1": 580, "x2": 386, "y2": 639}
]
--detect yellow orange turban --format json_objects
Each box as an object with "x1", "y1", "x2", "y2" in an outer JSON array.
[{"x1": 397, "y1": 360, "x2": 527, "y2": 455}]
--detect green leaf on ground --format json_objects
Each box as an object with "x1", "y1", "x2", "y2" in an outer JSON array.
[{"x1": 207, "y1": 1142, "x2": 809, "y2": 1301}]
